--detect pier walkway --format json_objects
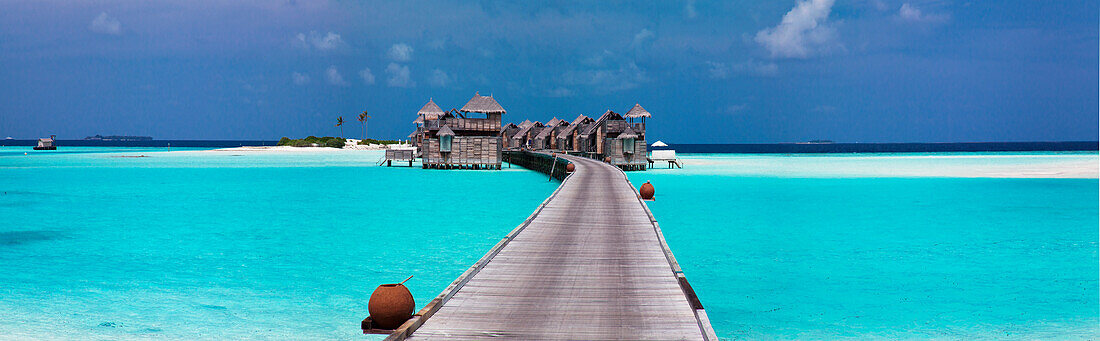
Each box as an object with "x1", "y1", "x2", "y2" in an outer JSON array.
[{"x1": 388, "y1": 153, "x2": 715, "y2": 340}]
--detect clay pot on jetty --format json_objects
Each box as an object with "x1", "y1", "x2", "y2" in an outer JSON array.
[
  {"x1": 367, "y1": 281, "x2": 415, "y2": 329},
  {"x1": 639, "y1": 181, "x2": 655, "y2": 200},
  {"x1": 566, "y1": 163, "x2": 575, "y2": 172},
  {"x1": 604, "y1": 156, "x2": 611, "y2": 163}
]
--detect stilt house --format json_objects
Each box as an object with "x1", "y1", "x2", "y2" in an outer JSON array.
[
  {"x1": 420, "y1": 93, "x2": 504, "y2": 169},
  {"x1": 500, "y1": 123, "x2": 521, "y2": 150},
  {"x1": 556, "y1": 115, "x2": 594, "y2": 153},
  {"x1": 532, "y1": 117, "x2": 568, "y2": 150},
  {"x1": 512, "y1": 120, "x2": 543, "y2": 150},
  {"x1": 409, "y1": 99, "x2": 445, "y2": 149},
  {"x1": 577, "y1": 107, "x2": 648, "y2": 170}
]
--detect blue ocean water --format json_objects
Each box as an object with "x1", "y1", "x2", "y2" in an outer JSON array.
[
  {"x1": 628, "y1": 153, "x2": 1099, "y2": 339},
  {"x1": 0, "y1": 147, "x2": 557, "y2": 339},
  {"x1": 2, "y1": 147, "x2": 1097, "y2": 339}
]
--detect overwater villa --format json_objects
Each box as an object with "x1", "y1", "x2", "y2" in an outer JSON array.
[
  {"x1": 556, "y1": 114, "x2": 594, "y2": 153},
  {"x1": 409, "y1": 98, "x2": 445, "y2": 150},
  {"x1": 402, "y1": 96, "x2": 651, "y2": 171},
  {"x1": 573, "y1": 105, "x2": 649, "y2": 170},
  {"x1": 532, "y1": 117, "x2": 569, "y2": 150},
  {"x1": 510, "y1": 120, "x2": 543, "y2": 150},
  {"x1": 416, "y1": 92, "x2": 504, "y2": 169},
  {"x1": 34, "y1": 135, "x2": 56, "y2": 150},
  {"x1": 499, "y1": 122, "x2": 520, "y2": 149},
  {"x1": 501, "y1": 104, "x2": 650, "y2": 170}
]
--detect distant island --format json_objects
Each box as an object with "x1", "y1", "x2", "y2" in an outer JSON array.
[{"x1": 84, "y1": 135, "x2": 153, "y2": 141}]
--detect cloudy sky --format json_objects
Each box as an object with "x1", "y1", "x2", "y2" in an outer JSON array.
[{"x1": 1, "y1": 0, "x2": 1096, "y2": 142}]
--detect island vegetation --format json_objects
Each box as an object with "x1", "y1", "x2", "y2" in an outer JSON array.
[
  {"x1": 277, "y1": 136, "x2": 402, "y2": 148},
  {"x1": 278, "y1": 136, "x2": 346, "y2": 148},
  {"x1": 358, "y1": 138, "x2": 401, "y2": 145}
]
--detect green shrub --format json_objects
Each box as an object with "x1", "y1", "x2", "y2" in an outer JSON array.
[
  {"x1": 278, "y1": 136, "x2": 346, "y2": 148},
  {"x1": 358, "y1": 138, "x2": 401, "y2": 145}
]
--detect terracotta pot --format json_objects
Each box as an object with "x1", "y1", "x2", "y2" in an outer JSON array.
[
  {"x1": 640, "y1": 181, "x2": 655, "y2": 200},
  {"x1": 368, "y1": 283, "x2": 415, "y2": 329},
  {"x1": 566, "y1": 163, "x2": 575, "y2": 172},
  {"x1": 604, "y1": 156, "x2": 611, "y2": 163}
]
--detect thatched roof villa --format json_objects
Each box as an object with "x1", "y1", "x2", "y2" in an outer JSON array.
[
  {"x1": 403, "y1": 96, "x2": 651, "y2": 171},
  {"x1": 415, "y1": 92, "x2": 505, "y2": 169}
]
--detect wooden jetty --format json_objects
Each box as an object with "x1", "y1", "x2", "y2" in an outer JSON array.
[
  {"x1": 383, "y1": 148, "x2": 416, "y2": 167},
  {"x1": 386, "y1": 152, "x2": 715, "y2": 340}
]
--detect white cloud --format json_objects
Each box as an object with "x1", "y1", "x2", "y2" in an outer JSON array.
[
  {"x1": 428, "y1": 69, "x2": 453, "y2": 88},
  {"x1": 631, "y1": 28, "x2": 655, "y2": 48},
  {"x1": 684, "y1": 0, "x2": 698, "y2": 19},
  {"x1": 325, "y1": 66, "x2": 348, "y2": 86},
  {"x1": 870, "y1": 0, "x2": 889, "y2": 11},
  {"x1": 754, "y1": 0, "x2": 838, "y2": 58},
  {"x1": 544, "y1": 87, "x2": 574, "y2": 97},
  {"x1": 358, "y1": 67, "x2": 375, "y2": 85},
  {"x1": 292, "y1": 72, "x2": 310, "y2": 85},
  {"x1": 385, "y1": 63, "x2": 415, "y2": 88},
  {"x1": 427, "y1": 38, "x2": 447, "y2": 50},
  {"x1": 898, "y1": 3, "x2": 949, "y2": 23},
  {"x1": 89, "y1": 12, "x2": 121, "y2": 35},
  {"x1": 582, "y1": 50, "x2": 615, "y2": 67},
  {"x1": 477, "y1": 47, "x2": 494, "y2": 59},
  {"x1": 726, "y1": 104, "x2": 749, "y2": 114},
  {"x1": 707, "y1": 60, "x2": 778, "y2": 78},
  {"x1": 387, "y1": 43, "x2": 413, "y2": 62},
  {"x1": 562, "y1": 62, "x2": 647, "y2": 92},
  {"x1": 294, "y1": 31, "x2": 343, "y2": 51}
]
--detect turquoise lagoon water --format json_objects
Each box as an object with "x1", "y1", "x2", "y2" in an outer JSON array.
[
  {"x1": 0, "y1": 147, "x2": 558, "y2": 339},
  {"x1": 628, "y1": 153, "x2": 1099, "y2": 339},
  {"x1": 1, "y1": 148, "x2": 1097, "y2": 340}
]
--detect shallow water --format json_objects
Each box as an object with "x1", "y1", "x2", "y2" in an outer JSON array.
[
  {"x1": 2, "y1": 148, "x2": 1097, "y2": 339},
  {"x1": 0, "y1": 147, "x2": 557, "y2": 339},
  {"x1": 629, "y1": 153, "x2": 1099, "y2": 339}
]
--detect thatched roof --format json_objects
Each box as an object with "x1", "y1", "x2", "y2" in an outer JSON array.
[
  {"x1": 460, "y1": 92, "x2": 506, "y2": 114},
  {"x1": 558, "y1": 114, "x2": 592, "y2": 138},
  {"x1": 418, "y1": 98, "x2": 445, "y2": 117},
  {"x1": 437, "y1": 125, "x2": 455, "y2": 136},
  {"x1": 514, "y1": 121, "x2": 543, "y2": 139},
  {"x1": 534, "y1": 125, "x2": 556, "y2": 140},
  {"x1": 407, "y1": 130, "x2": 418, "y2": 138},
  {"x1": 625, "y1": 103, "x2": 651, "y2": 118},
  {"x1": 500, "y1": 123, "x2": 519, "y2": 135},
  {"x1": 519, "y1": 119, "x2": 533, "y2": 127},
  {"x1": 618, "y1": 126, "x2": 639, "y2": 139},
  {"x1": 581, "y1": 110, "x2": 623, "y2": 136}
]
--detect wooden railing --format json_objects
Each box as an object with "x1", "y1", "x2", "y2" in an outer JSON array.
[{"x1": 425, "y1": 118, "x2": 500, "y2": 132}]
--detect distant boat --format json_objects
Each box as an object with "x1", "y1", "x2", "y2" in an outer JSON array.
[
  {"x1": 34, "y1": 135, "x2": 56, "y2": 150},
  {"x1": 4, "y1": 136, "x2": 12, "y2": 140}
]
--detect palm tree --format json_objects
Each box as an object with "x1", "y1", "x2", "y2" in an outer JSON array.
[
  {"x1": 358, "y1": 110, "x2": 370, "y2": 140},
  {"x1": 336, "y1": 116, "x2": 345, "y2": 138}
]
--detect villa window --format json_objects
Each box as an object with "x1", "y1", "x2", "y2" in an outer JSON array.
[
  {"x1": 623, "y1": 137, "x2": 635, "y2": 154},
  {"x1": 440, "y1": 135, "x2": 453, "y2": 152}
]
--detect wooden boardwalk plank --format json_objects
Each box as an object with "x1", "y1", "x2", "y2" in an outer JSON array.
[{"x1": 398, "y1": 154, "x2": 710, "y2": 340}]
